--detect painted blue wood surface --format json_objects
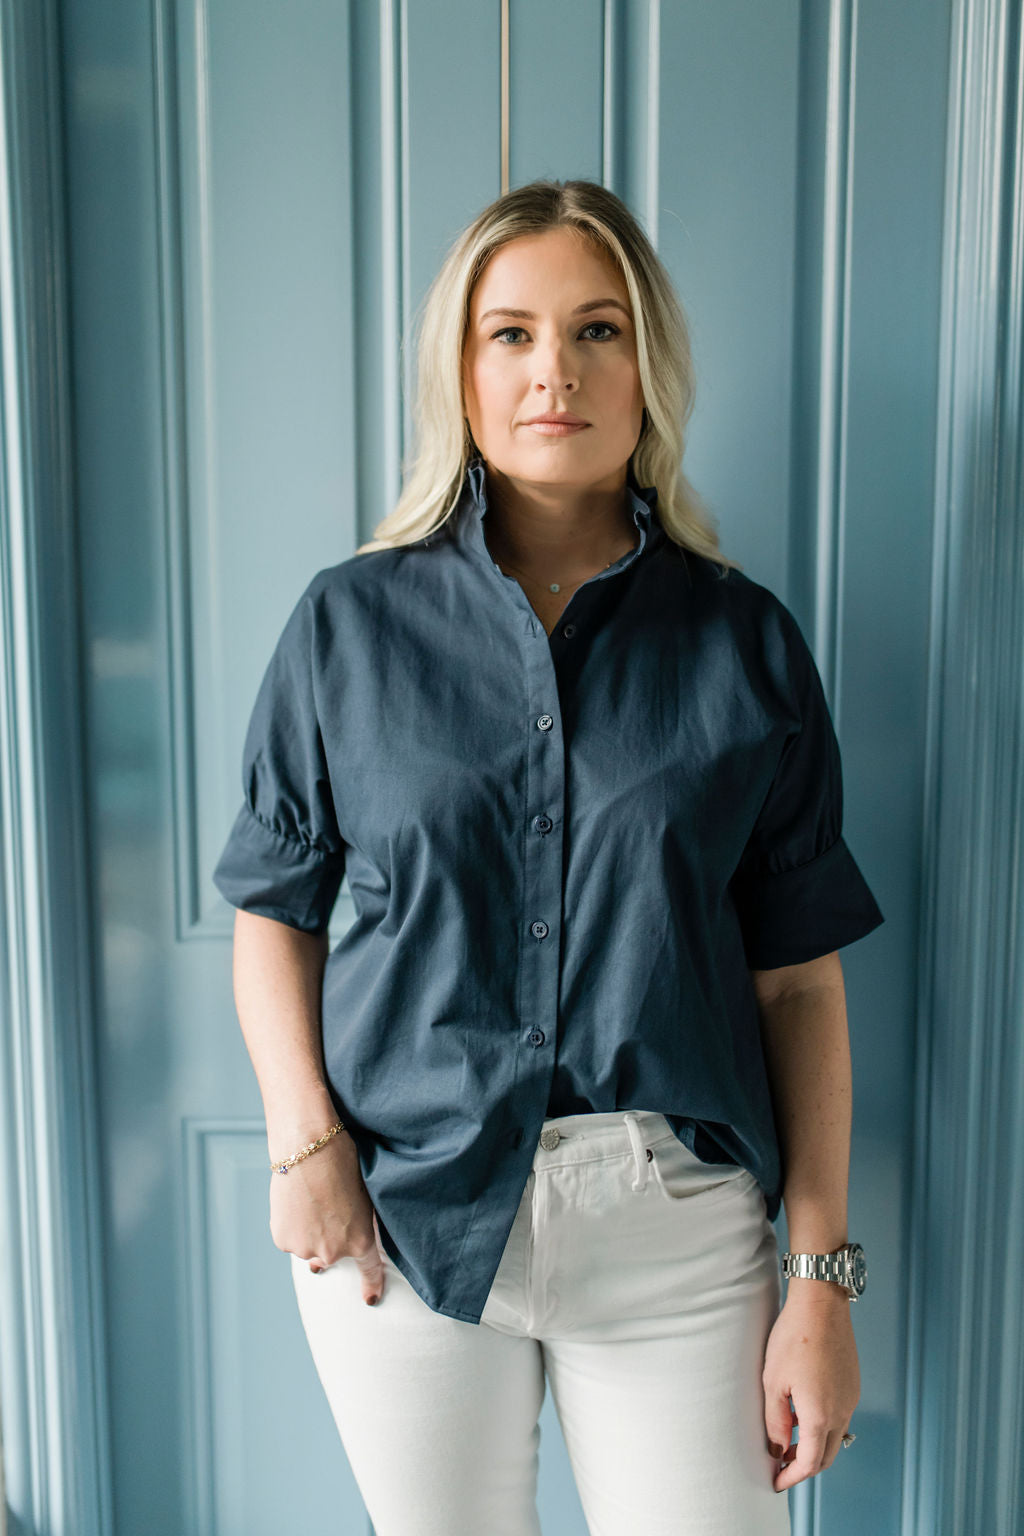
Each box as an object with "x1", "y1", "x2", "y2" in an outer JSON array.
[{"x1": 5, "y1": 0, "x2": 1019, "y2": 1533}]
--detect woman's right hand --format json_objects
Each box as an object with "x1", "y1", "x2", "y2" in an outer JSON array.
[{"x1": 269, "y1": 1125, "x2": 387, "y2": 1305}]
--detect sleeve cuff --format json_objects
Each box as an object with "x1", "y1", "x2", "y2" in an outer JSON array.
[
  {"x1": 212, "y1": 802, "x2": 345, "y2": 935},
  {"x1": 732, "y1": 834, "x2": 885, "y2": 969}
]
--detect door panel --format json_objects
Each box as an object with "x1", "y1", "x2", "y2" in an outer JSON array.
[{"x1": 55, "y1": 1, "x2": 952, "y2": 1531}]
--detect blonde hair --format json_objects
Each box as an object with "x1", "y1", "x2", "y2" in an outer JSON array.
[{"x1": 355, "y1": 178, "x2": 741, "y2": 576}]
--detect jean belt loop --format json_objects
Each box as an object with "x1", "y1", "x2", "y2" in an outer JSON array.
[{"x1": 622, "y1": 1112, "x2": 649, "y2": 1192}]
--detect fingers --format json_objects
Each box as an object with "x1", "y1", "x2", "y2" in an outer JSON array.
[
  {"x1": 821, "y1": 1427, "x2": 844, "y2": 1467},
  {"x1": 350, "y1": 1239, "x2": 386, "y2": 1303},
  {"x1": 772, "y1": 1424, "x2": 829, "y2": 1491},
  {"x1": 764, "y1": 1389, "x2": 795, "y2": 1464},
  {"x1": 304, "y1": 1226, "x2": 387, "y2": 1304}
]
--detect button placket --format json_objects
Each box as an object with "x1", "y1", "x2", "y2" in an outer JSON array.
[{"x1": 519, "y1": 620, "x2": 565, "y2": 1065}]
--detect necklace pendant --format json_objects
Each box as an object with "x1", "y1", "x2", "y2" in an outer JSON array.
[{"x1": 549, "y1": 582, "x2": 560, "y2": 593}]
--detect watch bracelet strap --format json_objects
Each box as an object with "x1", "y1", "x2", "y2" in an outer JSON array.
[{"x1": 782, "y1": 1252, "x2": 848, "y2": 1284}]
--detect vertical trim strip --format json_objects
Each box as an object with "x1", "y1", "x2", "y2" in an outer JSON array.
[
  {"x1": 903, "y1": 0, "x2": 1024, "y2": 1531},
  {"x1": 787, "y1": 7, "x2": 859, "y2": 1529},
  {"x1": 380, "y1": 0, "x2": 405, "y2": 508},
  {"x1": 601, "y1": 0, "x2": 615, "y2": 187},
  {"x1": 0, "y1": 1, "x2": 112, "y2": 1531},
  {"x1": 813, "y1": 0, "x2": 857, "y2": 708},
  {"x1": 501, "y1": 0, "x2": 510, "y2": 194},
  {"x1": 644, "y1": 0, "x2": 660, "y2": 245}
]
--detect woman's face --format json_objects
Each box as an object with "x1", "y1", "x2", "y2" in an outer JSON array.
[{"x1": 461, "y1": 227, "x2": 645, "y2": 493}]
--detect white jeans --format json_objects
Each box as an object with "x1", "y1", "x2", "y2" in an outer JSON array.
[{"x1": 291, "y1": 1108, "x2": 792, "y2": 1536}]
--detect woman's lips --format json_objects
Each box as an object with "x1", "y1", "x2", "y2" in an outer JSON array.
[{"x1": 524, "y1": 421, "x2": 591, "y2": 436}]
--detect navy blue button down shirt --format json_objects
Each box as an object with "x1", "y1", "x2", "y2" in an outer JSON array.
[{"x1": 212, "y1": 455, "x2": 884, "y2": 1324}]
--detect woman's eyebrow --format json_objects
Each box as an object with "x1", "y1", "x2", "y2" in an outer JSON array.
[{"x1": 478, "y1": 298, "x2": 632, "y2": 323}]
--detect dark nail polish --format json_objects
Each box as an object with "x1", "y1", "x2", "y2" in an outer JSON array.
[{"x1": 366, "y1": 1294, "x2": 379, "y2": 1305}]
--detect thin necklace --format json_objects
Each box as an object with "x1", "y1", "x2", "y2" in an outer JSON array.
[{"x1": 494, "y1": 537, "x2": 639, "y2": 595}]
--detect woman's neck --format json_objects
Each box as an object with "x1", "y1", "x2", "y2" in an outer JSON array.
[{"x1": 480, "y1": 470, "x2": 638, "y2": 581}]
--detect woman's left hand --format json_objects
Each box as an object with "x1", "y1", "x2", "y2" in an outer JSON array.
[{"x1": 761, "y1": 1285, "x2": 861, "y2": 1491}]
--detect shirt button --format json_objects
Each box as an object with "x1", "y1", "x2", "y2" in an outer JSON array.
[
  {"x1": 561, "y1": 623, "x2": 576, "y2": 638},
  {"x1": 537, "y1": 714, "x2": 554, "y2": 731},
  {"x1": 533, "y1": 814, "x2": 553, "y2": 834},
  {"x1": 528, "y1": 1030, "x2": 546, "y2": 1047},
  {"x1": 530, "y1": 920, "x2": 549, "y2": 940}
]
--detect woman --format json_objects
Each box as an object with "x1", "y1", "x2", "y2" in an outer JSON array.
[{"x1": 213, "y1": 178, "x2": 883, "y2": 1535}]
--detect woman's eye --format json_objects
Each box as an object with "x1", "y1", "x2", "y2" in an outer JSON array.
[{"x1": 491, "y1": 322, "x2": 620, "y2": 344}]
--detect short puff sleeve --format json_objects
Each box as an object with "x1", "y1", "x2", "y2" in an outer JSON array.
[
  {"x1": 730, "y1": 605, "x2": 884, "y2": 969},
  {"x1": 212, "y1": 576, "x2": 345, "y2": 934}
]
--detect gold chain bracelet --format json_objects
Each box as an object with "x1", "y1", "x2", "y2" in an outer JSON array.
[{"x1": 270, "y1": 1120, "x2": 345, "y2": 1174}]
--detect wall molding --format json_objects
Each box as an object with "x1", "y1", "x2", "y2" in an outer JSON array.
[
  {"x1": 163, "y1": 0, "x2": 360, "y2": 942},
  {"x1": 0, "y1": 1, "x2": 1018, "y2": 1531},
  {"x1": 0, "y1": 1, "x2": 112, "y2": 1532},
  {"x1": 790, "y1": 7, "x2": 858, "y2": 1531},
  {"x1": 789, "y1": 0, "x2": 858, "y2": 712},
  {"x1": 903, "y1": 0, "x2": 1024, "y2": 1530}
]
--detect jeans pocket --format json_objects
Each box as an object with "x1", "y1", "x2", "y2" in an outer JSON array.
[{"x1": 647, "y1": 1134, "x2": 760, "y2": 1208}]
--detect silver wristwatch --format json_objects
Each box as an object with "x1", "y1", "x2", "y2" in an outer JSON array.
[{"x1": 781, "y1": 1241, "x2": 867, "y2": 1301}]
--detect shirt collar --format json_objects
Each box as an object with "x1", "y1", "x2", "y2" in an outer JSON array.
[{"x1": 453, "y1": 453, "x2": 666, "y2": 577}]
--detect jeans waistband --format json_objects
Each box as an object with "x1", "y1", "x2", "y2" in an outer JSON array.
[{"x1": 533, "y1": 1109, "x2": 679, "y2": 1191}]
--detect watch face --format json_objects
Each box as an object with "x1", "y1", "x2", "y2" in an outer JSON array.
[{"x1": 851, "y1": 1246, "x2": 867, "y2": 1293}]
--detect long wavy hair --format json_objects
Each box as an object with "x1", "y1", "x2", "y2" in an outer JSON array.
[{"x1": 354, "y1": 178, "x2": 740, "y2": 576}]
